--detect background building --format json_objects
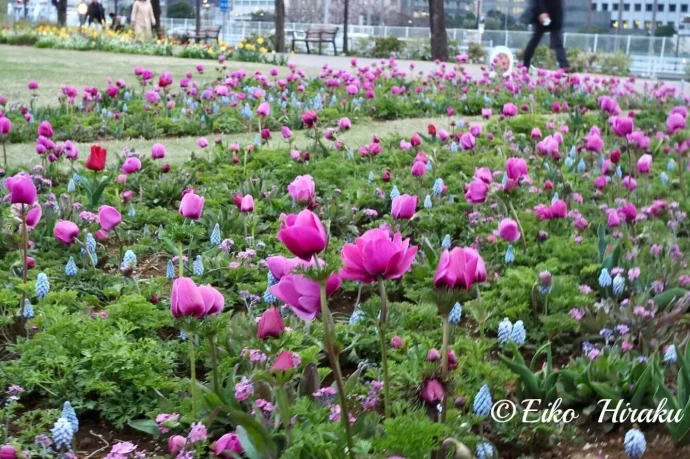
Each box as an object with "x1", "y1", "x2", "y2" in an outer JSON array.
[{"x1": 593, "y1": 0, "x2": 690, "y2": 32}]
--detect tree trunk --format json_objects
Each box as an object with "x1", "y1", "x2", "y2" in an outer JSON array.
[
  {"x1": 274, "y1": 0, "x2": 285, "y2": 52},
  {"x1": 151, "y1": 0, "x2": 161, "y2": 35},
  {"x1": 428, "y1": 0, "x2": 448, "y2": 61},
  {"x1": 195, "y1": 0, "x2": 201, "y2": 38},
  {"x1": 57, "y1": 0, "x2": 67, "y2": 26},
  {"x1": 343, "y1": 0, "x2": 349, "y2": 54}
]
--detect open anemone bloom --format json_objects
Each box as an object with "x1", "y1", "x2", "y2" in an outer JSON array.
[
  {"x1": 276, "y1": 209, "x2": 328, "y2": 261},
  {"x1": 340, "y1": 228, "x2": 418, "y2": 283},
  {"x1": 269, "y1": 273, "x2": 341, "y2": 321}
]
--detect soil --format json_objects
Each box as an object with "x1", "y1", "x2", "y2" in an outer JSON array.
[{"x1": 73, "y1": 416, "x2": 164, "y2": 458}]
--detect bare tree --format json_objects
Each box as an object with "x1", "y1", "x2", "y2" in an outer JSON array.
[
  {"x1": 275, "y1": 0, "x2": 286, "y2": 52},
  {"x1": 343, "y1": 0, "x2": 349, "y2": 53},
  {"x1": 428, "y1": 0, "x2": 448, "y2": 60}
]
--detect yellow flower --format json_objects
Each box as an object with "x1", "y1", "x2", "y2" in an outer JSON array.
[
  {"x1": 257, "y1": 37, "x2": 264, "y2": 45},
  {"x1": 238, "y1": 43, "x2": 244, "y2": 49},
  {"x1": 259, "y1": 47, "x2": 267, "y2": 54}
]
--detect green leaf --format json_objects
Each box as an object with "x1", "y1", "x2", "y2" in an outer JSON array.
[
  {"x1": 236, "y1": 425, "x2": 261, "y2": 459},
  {"x1": 597, "y1": 223, "x2": 606, "y2": 263},
  {"x1": 590, "y1": 382, "x2": 621, "y2": 404},
  {"x1": 652, "y1": 288, "x2": 688, "y2": 310},
  {"x1": 344, "y1": 366, "x2": 363, "y2": 395},
  {"x1": 127, "y1": 419, "x2": 160, "y2": 436}
]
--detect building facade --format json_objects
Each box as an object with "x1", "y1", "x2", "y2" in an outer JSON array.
[{"x1": 592, "y1": 0, "x2": 690, "y2": 31}]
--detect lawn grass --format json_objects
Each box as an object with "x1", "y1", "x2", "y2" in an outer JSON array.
[
  {"x1": 0, "y1": 45, "x2": 279, "y2": 107},
  {"x1": 3, "y1": 116, "x2": 469, "y2": 166}
]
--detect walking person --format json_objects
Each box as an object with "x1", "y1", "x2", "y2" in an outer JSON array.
[
  {"x1": 85, "y1": 0, "x2": 106, "y2": 30},
  {"x1": 523, "y1": 0, "x2": 570, "y2": 72},
  {"x1": 130, "y1": 0, "x2": 156, "y2": 39}
]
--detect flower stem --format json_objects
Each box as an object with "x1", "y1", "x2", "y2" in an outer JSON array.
[
  {"x1": 20, "y1": 204, "x2": 28, "y2": 317},
  {"x1": 679, "y1": 151, "x2": 686, "y2": 201},
  {"x1": 277, "y1": 383, "x2": 292, "y2": 445},
  {"x1": 440, "y1": 314, "x2": 450, "y2": 423},
  {"x1": 507, "y1": 200, "x2": 527, "y2": 252},
  {"x1": 207, "y1": 335, "x2": 220, "y2": 394},
  {"x1": 189, "y1": 332, "x2": 198, "y2": 419},
  {"x1": 178, "y1": 241, "x2": 184, "y2": 277},
  {"x1": 377, "y1": 276, "x2": 391, "y2": 418},
  {"x1": 319, "y1": 281, "x2": 354, "y2": 458}
]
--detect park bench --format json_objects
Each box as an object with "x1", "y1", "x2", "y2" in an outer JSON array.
[
  {"x1": 290, "y1": 25, "x2": 339, "y2": 55},
  {"x1": 185, "y1": 25, "x2": 221, "y2": 44}
]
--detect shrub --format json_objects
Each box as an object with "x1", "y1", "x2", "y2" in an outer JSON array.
[
  {"x1": 167, "y1": 0, "x2": 195, "y2": 18},
  {"x1": 468, "y1": 42, "x2": 487, "y2": 63},
  {"x1": 371, "y1": 36, "x2": 405, "y2": 58}
]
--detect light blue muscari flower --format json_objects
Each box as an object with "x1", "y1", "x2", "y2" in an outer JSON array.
[
  {"x1": 86, "y1": 233, "x2": 96, "y2": 254},
  {"x1": 166, "y1": 260, "x2": 175, "y2": 280},
  {"x1": 615, "y1": 165, "x2": 622, "y2": 178},
  {"x1": 424, "y1": 195, "x2": 432, "y2": 209},
  {"x1": 448, "y1": 195, "x2": 454, "y2": 204},
  {"x1": 497, "y1": 318, "x2": 513, "y2": 345},
  {"x1": 67, "y1": 179, "x2": 76, "y2": 192},
  {"x1": 577, "y1": 158, "x2": 586, "y2": 173},
  {"x1": 569, "y1": 145, "x2": 577, "y2": 158},
  {"x1": 347, "y1": 149, "x2": 354, "y2": 160},
  {"x1": 143, "y1": 225, "x2": 150, "y2": 237},
  {"x1": 551, "y1": 192, "x2": 559, "y2": 205},
  {"x1": 511, "y1": 320, "x2": 526, "y2": 345},
  {"x1": 267, "y1": 271, "x2": 278, "y2": 286},
  {"x1": 200, "y1": 115, "x2": 206, "y2": 124},
  {"x1": 62, "y1": 401, "x2": 79, "y2": 433},
  {"x1": 433, "y1": 178, "x2": 444, "y2": 197},
  {"x1": 211, "y1": 223, "x2": 221, "y2": 246},
  {"x1": 121, "y1": 250, "x2": 137, "y2": 270},
  {"x1": 65, "y1": 257, "x2": 78, "y2": 277},
  {"x1": 193, "y1": 256, "x2": 204, "y2": 276},
  {"x1": 664, "y1": 345, "x2": 678, "y2": 364},
  {"x1": 598, "y1": 268, "x2": 612, "y2": 288},
  {"x1": 128, "y1": 204, "x2": 135, "y2": 217},
  {"x1": 476, "y1": 442, "x2": 495, "y2": 459},
  {"x1": 368, "y1": 171, "x2": 374, "y2": 184},
  {"x1": 450, "y1": 142, "x2": 458, "y2": 153},
  {"x1": 667, "y1": 158, "x2": 676, "y2": 171},
  {"x1": 441, "y1": 234, "x2": 451, "y2": 249},
  {"x1": 425, "y1": 161, "x2": 433, "y2": 172},
  {"x1": 660, "y1": 171, "x2": 669, "y2": 186},
  {"x1": 89, "y1": 251, "x2": 98, "y2": 267},
  {"x1": 501, "y1": 173, "x2": 508, "y2": 186},
  {"x1": 544, "y1": 162, "x2": 551, "y2": 172},
  {"x1": 180, "y1": 330, "x2": 188, "y2": 341},
  {"x1": 51, "y1": 417, "x2": 73, "y2": 450},
  {"x1": 504, "y1": 244, "x2": 515, "y2": 264},
  {"x1": 23, "y1": 299, "x2": 34, "y2": 319},
  {"x1": 263, "y1": 289, "x2": 277, "y2": 304},
  {"x1": 473, "y1": 384, "x2": 492, "y2": 417},
  {"x1": 390, "y1": 185, "x2": 400, "y2": 200},
  {"x1": 613, "y1": 274, "x2": 625, "y2": 296},
  {"x1": 564, "y1": 157, "x2": 574, "y2": 168},
  {"x1": 449, "y1": 302, "x2": 462, "y2": 325},
  {"x1": 624, "y1": 428, "x2": 646, "y2": 459},
  {"x1": 349, "y1": 306, "x2": 365, "y2": 325},
  {"x1": 36, "y1": 273, "x2": 50, "y2": 299}
]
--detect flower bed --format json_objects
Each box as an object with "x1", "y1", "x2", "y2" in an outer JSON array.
[
  {"x1": 0, "y1": 25, "x2": 285, "y2": 65},
  {"x1": 0, "y1": 60, "x2": 690, "y2": 459}
]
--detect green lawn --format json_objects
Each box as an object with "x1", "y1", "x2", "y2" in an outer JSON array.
[
  {"x1": 0, "y1": 45, "x2": 479, "y2": 166},
  {"x1": 0, "y1": 45, "x2": 282, "y2": 107},
  {"x1": 3, "y1": 116, "x2": 467, "y2": 166}
]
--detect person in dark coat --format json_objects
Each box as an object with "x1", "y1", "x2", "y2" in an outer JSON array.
[
  {"x1": 523, "y1": 0, "x2": 570, "y2": 71},
  {"x1": 86, "y1": 0, "x2": 106, "y2": 29}
]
